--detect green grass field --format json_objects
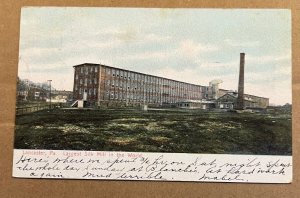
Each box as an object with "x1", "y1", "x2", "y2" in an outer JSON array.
[{"x1": 14, "y1": 108, "x2": 292, "y2": 155}]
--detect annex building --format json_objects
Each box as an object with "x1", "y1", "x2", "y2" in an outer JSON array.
[{"x1": 72, "y1": 63, "x2": 269, "y2": 109}]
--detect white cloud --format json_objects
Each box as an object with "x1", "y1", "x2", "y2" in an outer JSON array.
[
  {"x1": 63, "y1": 39, "x2": 122, "y2": 51},
  {"x1": 20, "y1": 47, "x2": 61, "y2": 58},
  {"x1": 197, "y1": 59, "x2": 239, "y2": 69},
  {"x1": 247, "y1": 51, "x2": 291, "y2": 65},
  {"x1": 178, "y1": 39, "x2": 219, "y2": 59},
  {"x1": 274, "y1": 65, "x2": 291, "y2": 76},
  {"x1": 120, "y1": 50, "x2": 175, "y2": 61},
  {"x1": 245, "y1": 79, "x2": 291, "y2": 105},
  {"x1": 143, "y1": 33, "x2": 171, "y2": 42},
  {"x1": 224, "y1": 39, "x2": 260, "y2": 47},
  {"x1": 118, "y1": 37, "x2": 218, "y2": 62},
  {"x1": 155, "y1": 67, "x2": 202, "y2": 84}
]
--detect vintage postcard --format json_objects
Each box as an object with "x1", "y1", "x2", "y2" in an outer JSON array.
[{"x1": 13, "y1": 7, "x2": 292, "y2": 183}]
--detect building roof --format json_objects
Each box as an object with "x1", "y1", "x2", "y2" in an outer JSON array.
[
  {"x1": 217, "y1": 93, "x2": 257, "y2": 103},
  {"x1": 219, "y1": 88, "x2": 269, "y2": 100},
  {"x1": 73, "y1": 63, "x2": 100, "y2": 67},
  {"x1": 73, "y1": 63, "x2": 207, "y2": 88}
]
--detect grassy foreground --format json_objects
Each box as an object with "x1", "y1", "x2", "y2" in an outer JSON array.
[{"x1": 14, "y1": 108, "x2": 292, "y2": 155}]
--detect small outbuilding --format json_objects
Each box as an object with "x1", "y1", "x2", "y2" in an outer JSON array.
[
  {"x1": 177, "y1": 100, "x2": 215, "y2": 109},
  {"x1": 217, "y1": 92, "x2": 257, "y2": 109}
]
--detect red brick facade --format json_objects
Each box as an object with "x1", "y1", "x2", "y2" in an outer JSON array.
[
  {"x1": 73, "y1": 63, "x2": 99, "y2": 104},
  {"x1": 73, "y1": 63, "x2": 269, "y2": 108},
  {"x1": 73, "y1": 63, "x2": 207, "y2": 106}
]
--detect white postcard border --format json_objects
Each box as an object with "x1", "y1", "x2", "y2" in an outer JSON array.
[{"x1": 13, "y1": 149, "x2": 292, "y2": 183}]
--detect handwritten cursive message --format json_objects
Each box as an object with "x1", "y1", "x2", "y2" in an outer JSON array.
[{"x1": 13, "y1": 149, "x2": 292, "y2": 183}]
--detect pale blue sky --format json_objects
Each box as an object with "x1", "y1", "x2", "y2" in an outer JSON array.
[{"x1": 18, "y1": 8, "x2": 291, "y2": 105}]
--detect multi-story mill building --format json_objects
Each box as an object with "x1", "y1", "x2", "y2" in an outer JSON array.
[
  {"x1": 72, "y1": 63, "x2": 269, "y2": 108},
  {"x1": 73, "y1": 63, "x2": 208, "y2": 107}
]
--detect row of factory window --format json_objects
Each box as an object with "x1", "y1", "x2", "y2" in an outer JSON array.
[
  {"x1": 77, "y1": 78, "x2": 98, "y2": 86},
  {"x1": 104, "y1": 67, "x2": 205, "y2": 92},
  {"x1": 79, "y1": 66, "x2": 98, "y2": 74},
  {"x1": 75, "y1": 84, "x2": 203, "y2": 99},
  {"x1": 105, "y1": 81, "x2": 202, "y2": 98},
  {"x1": 76, "y1": 66, "x2": 206, "y2": 92},
  {"x1": 103, "y1": 91, "x2": 182, "y2": 103},
  {"x1": 76, "y1": 88, "x2": 97, "y2": 96},
  {"x1": 75, "y1": 88, "x2": 199, "y2": 102},
  {"x1": 104, "y1": 88, "x2": 202, "y2": 99},
  {"x1": 105, "y1": 78, "x2": 206, "y2": 92}
]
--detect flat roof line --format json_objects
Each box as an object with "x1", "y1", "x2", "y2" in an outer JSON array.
[{"x1": 73, "y1": 63, "x2": 207, "y2": 87}]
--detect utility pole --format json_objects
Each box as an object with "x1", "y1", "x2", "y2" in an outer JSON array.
[{"x1": 48, "y1": 80, "x2": 52, "y2": 109}]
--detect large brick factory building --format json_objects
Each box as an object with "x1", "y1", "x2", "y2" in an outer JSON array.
[{"x1": 72, "y1": 54, "x2": 269, "y2": 109}]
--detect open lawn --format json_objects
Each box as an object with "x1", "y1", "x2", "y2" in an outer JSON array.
[{"x1": 14, "y1": 108, "x2": 292, "y2": 155}]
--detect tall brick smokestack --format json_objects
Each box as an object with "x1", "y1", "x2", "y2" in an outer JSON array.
[{"x1": 237, "y1": 53, "x2": 245, "y2": 109}]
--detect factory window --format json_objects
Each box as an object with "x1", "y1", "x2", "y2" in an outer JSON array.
[
  {"x1": 80, "y1": 79, "x2": 82, "y2": 84},
  {"x1": 95, "y1": 67, "x2": 98, "y2": 72},
  {"x1": 75, "y1": 86, "x2": 78, "y2": 91},
  {"x1": 94, "y1": 88, "x2": 97, "y2": 95},
  {"x1": 75, "y1": 75, "x2": 78, "y2": 80},
  {"x1": 80, "y1": 67, "x2": 83, "y2": 73},
  {"x1": 89, "y1": 89, "x2": 92, "y2": 95},
  {"x1": 89, "y1": 79, "x2": 92, "y2": 84},
  {"x1": 94, "y1": 78, "x2": 97, "y2": 84},
  {"x1": 84, "y1": 78, "x2": 87, "y2": 86},
  {"x1": 90, "y1": 67, "x2": 93, "y2": 72},
  {"x1": 79, "y1": 88, "x2": 82, "y2": 94},
  {"x1": 85, "y1": 68, "x2": 88, "y2": 75}
]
